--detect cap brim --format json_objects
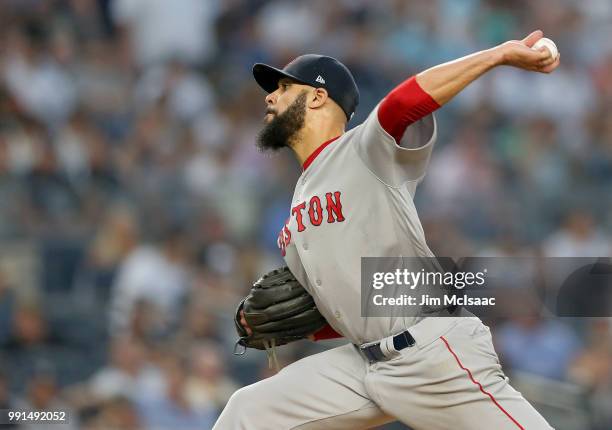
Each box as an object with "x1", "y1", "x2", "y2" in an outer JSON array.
[{"x1": 252, "y1": 63, "x2": 309, "y2": 93}]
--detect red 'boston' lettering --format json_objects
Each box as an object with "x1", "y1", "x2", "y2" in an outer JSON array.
[
  {"x1": 308, "y1": 196, "x2": 323, "y2": 226},
  {"x1": 291, "y1": 202, "x2": 307, "y2": 232},
  {"x1": 325, "y1": 191, "x2": 345, "y2": 223},
  {"x1": 283, "y1": 223, "x2": 291, "y2": 245},
  {"x1": 276, "y1": 218, "x2": 292, "y2": 257},
  {"x1": 277, "y1": 230, "x2": 286, "y2": 256},
  {"x1": 284, "y1": 192, "x2": 345, "y2": 244}
]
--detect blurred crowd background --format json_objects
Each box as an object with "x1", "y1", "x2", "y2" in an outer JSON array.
[{"x1": 0, "y1": 0, "x2": 611, "y2": 429}]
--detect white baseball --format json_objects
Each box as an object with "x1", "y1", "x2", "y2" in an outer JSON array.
[{"x1": 532, "y1": 37, "x2": 558, "y2": 59}]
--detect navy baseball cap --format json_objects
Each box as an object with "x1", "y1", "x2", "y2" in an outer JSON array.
[{"x1": 253, "y1": 54, "x2": 359, "y2": 121}]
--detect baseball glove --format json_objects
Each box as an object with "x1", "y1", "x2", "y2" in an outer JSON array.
[{"x1": 234, "y1": 266, "x2": 326, "y2": 353}]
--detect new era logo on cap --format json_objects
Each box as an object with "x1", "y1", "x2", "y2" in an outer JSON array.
[{"x1": 315, "y1": 75, "x2": 326, "y2": 84}]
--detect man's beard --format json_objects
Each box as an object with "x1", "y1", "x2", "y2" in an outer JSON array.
[{"x1": 256, "y1": 91, "x2": 307, "y2": 152}]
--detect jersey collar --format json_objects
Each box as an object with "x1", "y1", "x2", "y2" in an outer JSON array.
[{"x1": 302, "y1": 135, "x2": 341, "y2": 171}]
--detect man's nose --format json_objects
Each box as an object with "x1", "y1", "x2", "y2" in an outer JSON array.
[{"x1": 265, "y1": 92, "x2": 277, "y2": 105}]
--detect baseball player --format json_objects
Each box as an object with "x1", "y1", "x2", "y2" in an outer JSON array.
[{"x1": 214, "y1": 30, "x2": 559, "y2": 429}]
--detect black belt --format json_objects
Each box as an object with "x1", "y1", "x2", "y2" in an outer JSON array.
[{"x1": 358, "y1": 330, "x2": 416, "y2": 363}]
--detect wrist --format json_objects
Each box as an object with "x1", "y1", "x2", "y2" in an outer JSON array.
[{"x1": 487, "y1": 45, "x2": 507, "y2": 68}]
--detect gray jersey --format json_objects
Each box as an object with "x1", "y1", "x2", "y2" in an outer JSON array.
[
  {"x1": 218, "y1": 105, "x2": 553, "y2": 430},
  {"x1": 278, "y1": 105, "x2": 437, "y2": 344}
]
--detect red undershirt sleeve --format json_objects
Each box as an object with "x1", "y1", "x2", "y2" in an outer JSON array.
[
  {"x1": 312, "y1": 323, "x2": 343, "y2": 341},
  {"x1": 377, "y1": 76, "x2": 441, "y2": 145}
]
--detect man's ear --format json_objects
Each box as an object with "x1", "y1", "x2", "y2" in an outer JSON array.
[{"x1": 308, "y1": 88, "x2": 329, "y2": 109}]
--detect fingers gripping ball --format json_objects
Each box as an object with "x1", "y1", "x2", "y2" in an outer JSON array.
[
  {"x1": 532, "y1": 37, "x2": 558, "y2": 59},
  {"x1": 234, "y1": 266, "x2": 326, "y2": 351}
]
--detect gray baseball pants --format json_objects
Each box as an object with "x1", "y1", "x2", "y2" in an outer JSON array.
[{"x1": 214, "y1": 317, "x2": 554, "y2": 429}]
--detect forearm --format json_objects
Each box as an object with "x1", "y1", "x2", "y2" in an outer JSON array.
[
  {"x1": 416, "y1": 47, "x2": 503, "y2": 106},
  {"x1": 378, "y1": 37, "x2": 552, "y2": 144},
  {"x1": 378, "y1": 48, "x2": 501, "y2": 145}
]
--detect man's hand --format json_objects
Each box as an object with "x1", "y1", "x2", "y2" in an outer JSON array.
[
  {"x1": 239, "y1": 309, "x2": 253, "y2": 336},
  {"x1": 497, "y1": 30, "x2": 560, "y2": 74}
]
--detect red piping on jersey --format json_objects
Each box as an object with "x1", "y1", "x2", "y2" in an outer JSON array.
[
  {"x1": 302, "y1": 135, "x2": 340, "y2": 171},
  {"x1": 312, "y1": 323, "x2": 343, "y2": 341},
  {"x1": 378, "y1": 76, "x2": 440, "y2": 145},
  {"x1": 440, "y1": 336, "x2": 525, "y2": 430}
]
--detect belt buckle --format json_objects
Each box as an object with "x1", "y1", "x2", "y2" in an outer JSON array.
[
  {"x1": 359, "y1": 343, "x2": 373, "y2": 362},
  {"x1": 359, "y1": 342, "x2": 384, "y2": 363}
]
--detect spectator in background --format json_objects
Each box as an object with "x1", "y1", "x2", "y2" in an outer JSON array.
[
  {"x1": 15, "y1": 369, "x2": 78, "y2": 430},
  {"x1": 111, "y1": 0, "x2": 219, "y2": 67},
  {"x1": 568, "y1": 320, "x2": 612, "y2": 430},
  {"x1": 496, "y1": 313, "x2": 582, "y2": 380},
  {"x1": 543, "y1": 210, "x2": 612, "y2": 257},
  {"x1": 0, "y1": 301, "x2": 77, "y2": 394},
  {"x1": 3, "y1": 21, "x2": 76, "y2": 127},
  {"x1": 82, "y1": 395, "x2": 143, "y2": 430},
  {"x1": 174, "y1": 298, "x2": 221, "y2": 347},
  {"x1": 109, "y1": 227, "x2": 192, "y2": 334},
  {"x1": 54, "y1": 109, "x2": 119, "y2": 195},
  {"x1": 3, "y1": 114, "x2": 46, "y2": 177},
  {"x1": 74, "y1": 204, "x2": 139, "y2": 303},
  {"x1": 515, "y1": 117, "x2": 569, "y2": 206},
  {"x1": 135, "y1": 354, "x2": 217, "y2": 430},
  {"x1": 184, "y1": 342, "x2": 238, "y2": 413},
  {"x1": 23, "y1": 135, "x2": 82, "y2": 234},
  {"x1": 75, "y1": 37, "x2": 134, "y2": 131},
  {"x1": 1, "y1": 301, "x2": 59, "y2": 352},
  {"x1": 65, "y1": 336, "x2": 164, "y2": 410},
  {"x1": 127, "y1": 299, "x2": 169, "y2": 342},
  {"x1": 88, "y1": 205, "x2": 139, "y2": 270},
  {"x1": 134, "y1": 60, "x2": 215, "y2": 123},
  {"x1": 539, "y1": 210, "x2": 612, "y2": 313}
]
